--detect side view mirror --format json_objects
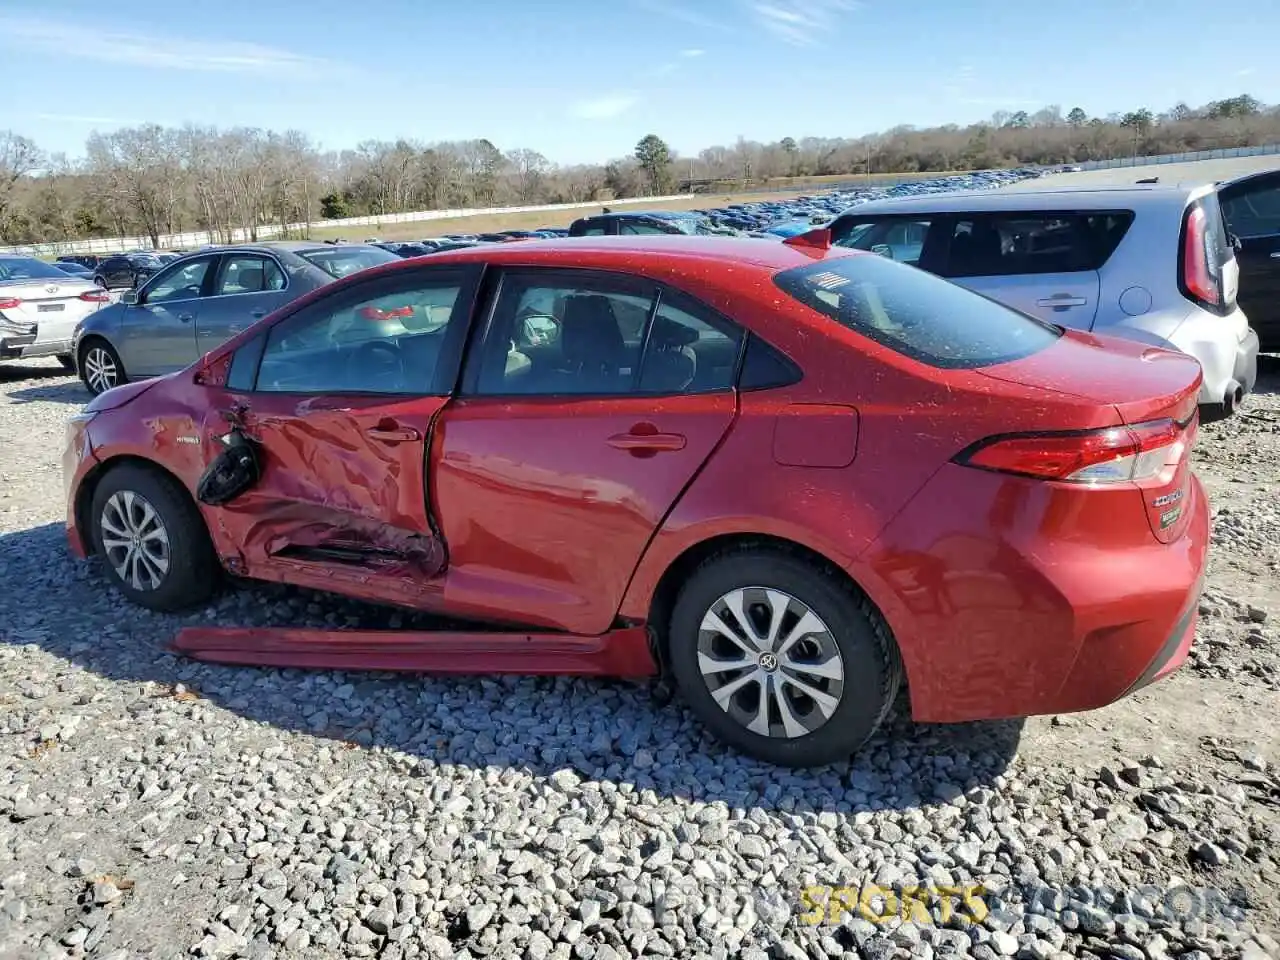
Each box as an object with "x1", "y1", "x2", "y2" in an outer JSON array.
[
  {"x1": 121, "y1": 291, "x2": 139, "y2": 305},
  {"x1": 870, "y1": 243, "x2": 894, "y2": 259}
]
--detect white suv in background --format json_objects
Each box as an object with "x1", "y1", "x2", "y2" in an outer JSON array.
[{"x1": 826, "y1": 184, "x2": 1260, "y2": 420}]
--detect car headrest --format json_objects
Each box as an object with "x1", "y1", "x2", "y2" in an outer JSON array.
[
  {"x1": 649, "y1": 314, "x2": 699, "y2": 349},
  {"x1": 236, "y1": 267, "x2": 265, "y2": 292},
  {"x1": 561, "y1": 295, "x2": 626, "y2": 367}
]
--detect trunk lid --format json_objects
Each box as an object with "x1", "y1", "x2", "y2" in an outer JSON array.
[
  {"x1": 0, "y1": 278, "x2": 105, "y2": 332},
  {"x1": 979, "y1": 328, "x2": 1202, "y2": 544},
  {"x1": 978, "y1": 328, "x2": 1202, "y2": 425}
]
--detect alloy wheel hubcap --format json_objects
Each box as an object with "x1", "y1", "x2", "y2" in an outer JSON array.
[
  {"x1": 84, "y1": 348, "x2": 118, "y2": 393},
  {"x1": 697, "y1": 586, "x2": 845, "y2": 739},
  {"x1": 100, "y1": 490, "x2": 170, "y2": 591}
]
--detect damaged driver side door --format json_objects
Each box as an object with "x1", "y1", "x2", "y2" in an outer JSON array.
[{"x1": 196, "y1": 264, "x2": 482, "y2": 608}]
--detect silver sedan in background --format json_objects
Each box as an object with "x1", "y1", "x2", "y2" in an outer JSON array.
[{"x1": 72, "y1": 241, "x2": 400, "y2": 395}]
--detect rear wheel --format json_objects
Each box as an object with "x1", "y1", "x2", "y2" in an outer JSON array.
[
  {"x1": 79, "y1": 339, "x2": 126, "y2": 395},
  {"x1": 89, "y1": 464, "x2": 219, "y2": 611},
  {"x1": 668, "y1": 548, "x2": 901, "y2": 767}
]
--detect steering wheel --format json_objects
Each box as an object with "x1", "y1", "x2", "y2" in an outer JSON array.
[{"x1": 349, "y1": 340, "x2": 405, "y2": 389}]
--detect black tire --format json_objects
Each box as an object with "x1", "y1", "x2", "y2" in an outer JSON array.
[
  {"x1": 78, "y1": 338, "x2": 127, "y2": 396},
  {"x1": 89, "y1": 463, "x2": 220, "y2": 612},
  {"x1": 57, "y1": 354, "x2": 75, "y2": 372},
  {"x1": 668, "y1": 547, "x2": 902, "y2": 768}
]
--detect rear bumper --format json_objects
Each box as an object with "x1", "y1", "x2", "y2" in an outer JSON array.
[
  {"x1": 0, "y1": 330, "x2": 36, "y2": 359},
  {"x1": 1235, "y1": 326, "x2": 1260, "y2": 397},
  {"x1": 857, "y1": 464, "x2": 1210, "y2": 724},
  {"x1": 21, "y1": 337, "x2": 73, "y2": 358}
]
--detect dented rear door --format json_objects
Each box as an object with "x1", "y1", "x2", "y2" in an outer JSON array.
[{"x1": 195, "y1": 263, "x2": 482, "y2": 608}]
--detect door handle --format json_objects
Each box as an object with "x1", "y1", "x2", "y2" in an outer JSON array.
[
  {"x1": 249, "y1": 309, "x2": 267, "y2": 318},
  {"x1": 1034, "y1": 294, "x2": 1088, "y2": 308},
  {"x1": 177, "y1": 312, "x2": 194, "y2": 322},
  {"x1": 1269, "y1": 252, "x2": 1280, "y2": 259},
  {"x1": 366, "y1": 425, "x2": 420, "y2": 444},
  {"x1": 607, "y1": 430, "x2": 686, "y2": 453}
]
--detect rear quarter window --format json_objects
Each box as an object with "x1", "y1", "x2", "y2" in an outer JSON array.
[
  {"x1": 942, "y1": 212, "x2": 1135, "y2": 277},
  {"x1": 773, "y1": 252, "x2": 1063, "y2": 370}
]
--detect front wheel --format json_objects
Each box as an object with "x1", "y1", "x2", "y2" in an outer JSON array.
[
  {"x1": 668, "y1": 549, "x2": 902, "y2": 767},
  {"x1": 89, "y1": 464, "x2": 219, "y2": 611},
  {"x1": 79, "y1": 339, "x2": 126, "y2": 395}
]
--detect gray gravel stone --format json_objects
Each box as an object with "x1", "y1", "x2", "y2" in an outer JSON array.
[{"x1": 0, "y1": 349, "x2": 1275, "y2": 958}]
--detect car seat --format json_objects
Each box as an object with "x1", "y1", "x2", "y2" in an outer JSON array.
[{"x1": 556, "y1": 294, "x2": 628, "y2": 391}]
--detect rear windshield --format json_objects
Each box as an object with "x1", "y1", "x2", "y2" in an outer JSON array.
[
  {"x1": 773, "y1": 252, "x2": 1063, "y2": 369},
  {"x1": 298, "y1": 246, "x2": 400, "y2": 278},
  {"x1": 0, "y1": 256, "x2": 75, "y2": 281}
]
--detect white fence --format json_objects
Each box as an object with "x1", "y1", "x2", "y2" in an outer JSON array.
[{"x1": 0, "y1": 193, "x2": 697, "y2": 258}]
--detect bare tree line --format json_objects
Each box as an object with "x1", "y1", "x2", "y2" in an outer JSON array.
[{"x1": 0, "y1": 93, "x2": 1276, "y2": 247}]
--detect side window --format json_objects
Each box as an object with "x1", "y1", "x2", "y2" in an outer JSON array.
[
  {"x1": 1221, "y1": 183, "x2": 1280, "y2": 239},
  {"x1": 214, "y1": 255, "x2": 287, "y2": 296},
  {"x1": 943, "y1": 213, "x2": 1131, "y2": 278},
  {"x1": 470, "y1": 272, "x2": 742, "y2": 396},
  {"x1": 739, "y1": 334, "x2": 802, "y2": 390},
  {"x1": 253, "y1": 275, "x2": 464, "y2": 395},
  {"x1": 143, "y1": 258, "x2": 212, "y2": 304},
  {"x1": 833, "y1": 218, "x2": 933, "y2": 266},
  {"x1": 641, "y1": 293, "x2": 741, "y2": 392}
]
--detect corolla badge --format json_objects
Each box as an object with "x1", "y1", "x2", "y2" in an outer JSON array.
[{"x1": 1151, "y1": 489, "x2": 1183, "y2": 508}]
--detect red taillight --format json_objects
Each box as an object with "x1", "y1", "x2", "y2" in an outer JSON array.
[
  {"x1": 957, "y1": 418, "x2": 1190, "y2": 484},
  {"x1": 0, "y1": 297, "x2": 21, "y2": 310},
  {"x1": 78, "y1": 290, "x2": 111, "y2": 303},
  {"x1": 1182, "y1": 205, "x2": 1220, "y2": 307},
  {"x1": 358, "y1": 305, "x2": 414, "y2": 321}
]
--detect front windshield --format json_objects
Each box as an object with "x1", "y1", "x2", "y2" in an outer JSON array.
[
  {"x1": 298, "y1": 246, "x2": 400, "y2": 278},
  {"x1": 0, "y1": 257, "x2": 78, "y2": 281}
]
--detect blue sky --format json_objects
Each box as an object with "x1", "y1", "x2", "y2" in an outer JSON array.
[{"x1": 3, "y1": 0, "x2": 1277, "y2": 165}]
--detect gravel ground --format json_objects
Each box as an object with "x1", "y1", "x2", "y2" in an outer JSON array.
[{"x1": 0, "y1": 358, "x2": 1277, "y2": 960}]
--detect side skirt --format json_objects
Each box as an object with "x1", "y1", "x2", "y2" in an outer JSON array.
[{"x1": 169, "y1": 625, "x2": 659, "y2": 678}]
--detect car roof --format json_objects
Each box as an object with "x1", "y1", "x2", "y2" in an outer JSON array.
[
  {"x1": 247, "y1": 240, "x2": 378, "y2": 253},
  {"x1": 399, "y1": 234, "x2": 853, "y2": 274},
  {"x1": 838, "y1": 183, "x2": 1209, "y2": 216},
  {"x1": 1213, "y1": 167, "x2": 1280, "y2": 189}
]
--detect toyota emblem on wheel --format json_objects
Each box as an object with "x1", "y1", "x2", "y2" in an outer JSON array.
[{"x1": 758, "y1": 651, "x2": 779, "y2": 672}]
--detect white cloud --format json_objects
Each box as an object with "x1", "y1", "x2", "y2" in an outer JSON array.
[
  {"x1": 747, "y1": 0, "x2": 860, "y2": 46},
  {"x1": 1236, "y1": 67, "x2": 1256, "y2": 77},
  {"x1": 632, "y1": 0, "x2": 732, "y2": 32},
  {"x1": 680, "y1": 48, "x2": 706, "y2": 57},
  {"x1": 0, "y1": 16, "x2": 345, "y2": 79},
  {"x1": 569, "y1": 95, "x2": 640, "y2": 121},
  {"x1": 649, "y1": 62, "x2": 679, "y2": 78}
]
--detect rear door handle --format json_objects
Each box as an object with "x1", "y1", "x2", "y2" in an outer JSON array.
[
  {"x1": 177, "y1": 312, "x2": 194, "y2": 322},
  {"x1": 367, "y1": 425, "x2": 420, "y2": 443},
  {"x1": 1269, "y1": 252, "x2": 1280, "y2": 259},
  {"x1": 1035, "y1": 294, "x2": 1089, "y2": 308},
  {"x1": 607, "y1": 431, "x2": 687, "y2": 453},
  {"x1": 249, "y1": 309, "x2": 267, "y2": 318}
]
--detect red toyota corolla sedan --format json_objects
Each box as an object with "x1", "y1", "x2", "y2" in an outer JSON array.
[{"x1": 62, "y1": 234, "x2": 1209, "y2": 767}]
